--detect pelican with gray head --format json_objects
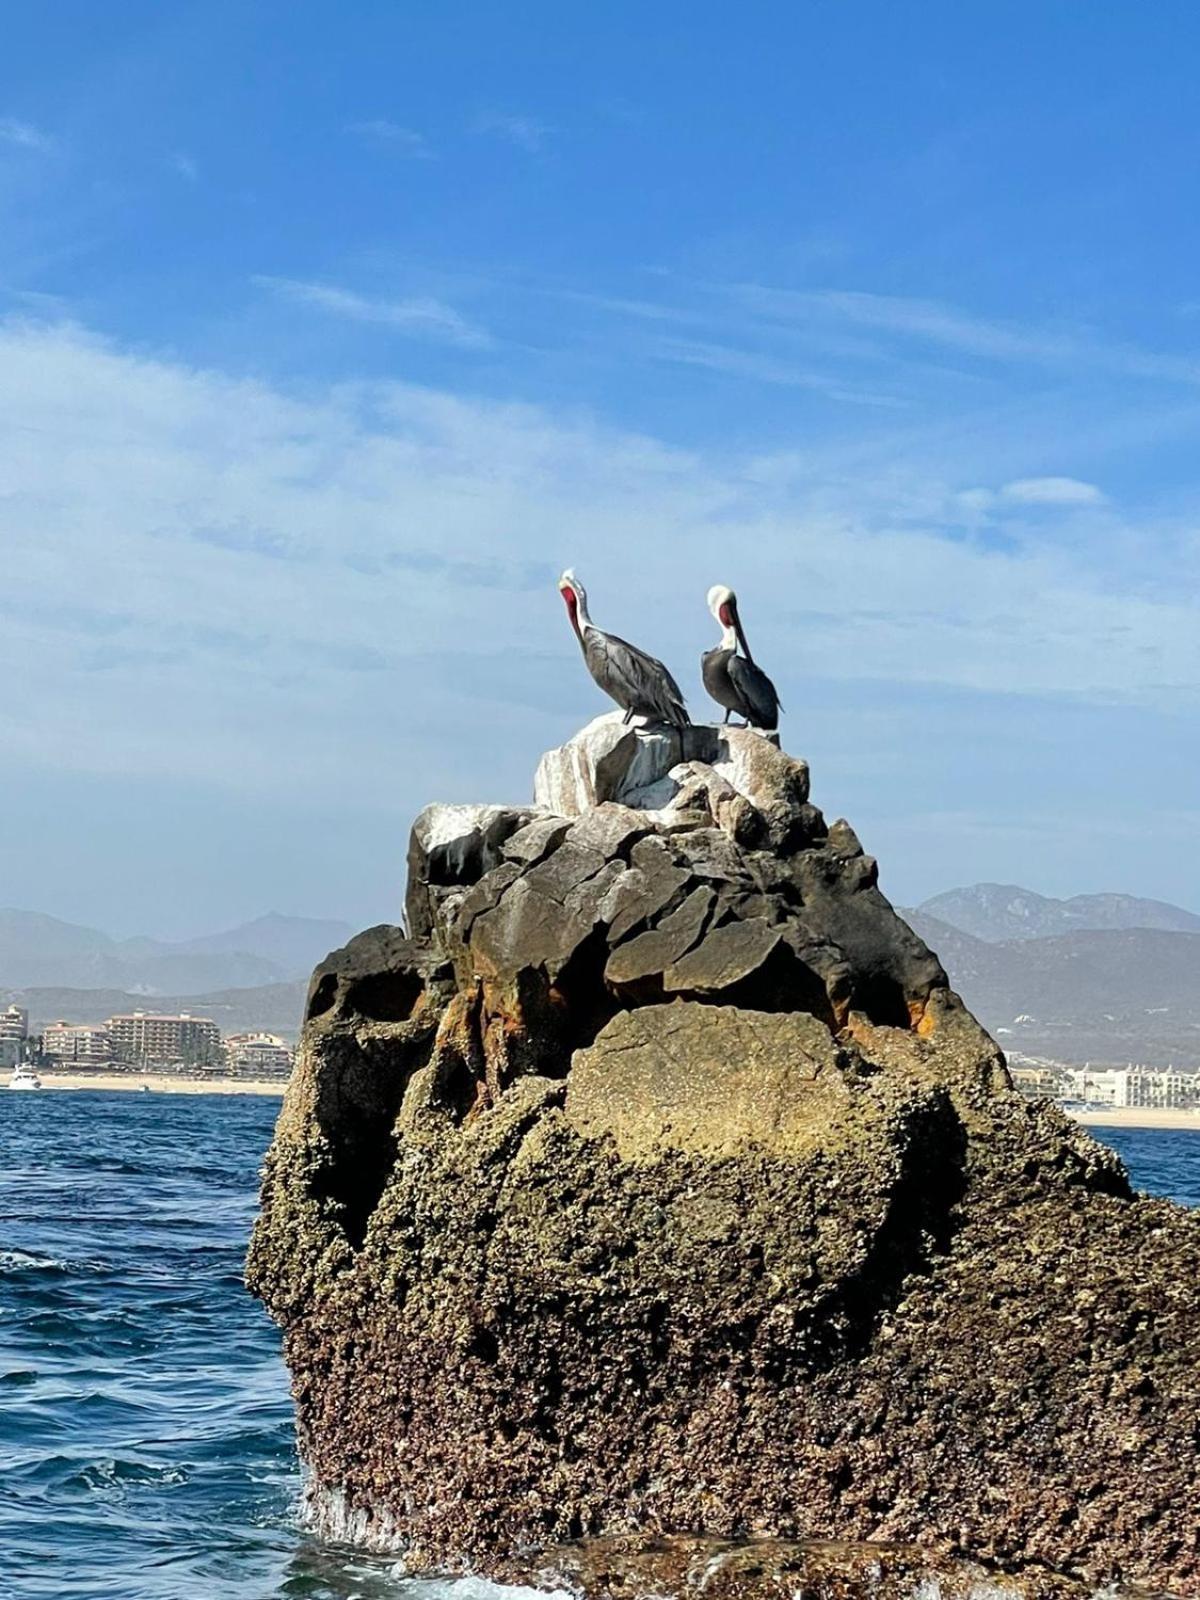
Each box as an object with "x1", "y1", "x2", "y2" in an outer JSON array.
[
  {"x1": 701, "y1": 584, "x2": 781, "y2": 730},
  {"x1": 559, "y1": 569, "x2": 690, "y2": 728}
]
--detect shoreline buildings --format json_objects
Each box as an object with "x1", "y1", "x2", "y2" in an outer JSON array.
[
  {"x1": 106, "y1": 1011, "x2": 222, "y2": 1068},
  {"x1": 0, "y1": 1004, "x2": 28, "y2": 1067},
  {"x1": 1008, "y1": 1055, "x2": 1200, "y2": 1110},
  {"x1": 41, "y1": 1021, "x2": 114, "y2": 1066},
  {"x1": 35, "y1": 1009, "x2": 293, "y2": 1078},
  {"x1": 223, "y1": 1032, "x2": 293, "y2": 1078},
  {"x1": 1063, "y1": 1065, "x2": 1200, "y2": 1110}
]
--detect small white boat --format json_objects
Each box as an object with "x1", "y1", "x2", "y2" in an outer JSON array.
[{"x1": 8, "y1": 1062, "x2": 42, "y2": 1091}]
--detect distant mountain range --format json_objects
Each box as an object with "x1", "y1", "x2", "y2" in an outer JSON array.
[
  {"x1": 0, "y1": 909, "x2": 352, "y2": 994},
  {"x1": 915, "y1": 883, "x2": 1200, "y2": 943},
  {"x1": 6, "y1": 886, "x2": 1199, "y2": 1068},
  {"x1": 905, "y1": 886, "x2": 1200, "y2": 1068}
]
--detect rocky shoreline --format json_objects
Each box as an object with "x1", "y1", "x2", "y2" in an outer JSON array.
[{"x1": 247, "y1": 714, "x2": 1200, "y2": 1596}]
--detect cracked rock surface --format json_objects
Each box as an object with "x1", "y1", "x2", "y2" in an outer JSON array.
[{"x1": 247, "y1": 716, "x2": 1200, "y2": 1596}]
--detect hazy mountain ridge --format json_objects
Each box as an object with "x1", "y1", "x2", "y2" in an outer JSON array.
[
  {"x1": 916, "y1": 883, "x2": 1200, "y2": 943},
  {"x1": 0, "y1": 909, "x2": 352, "y2": 994},
  {"x1": 904, "y1": 910, "x2": 1200, "y2": 1068},
  {"x1": 8, "y1": 887, "x2": 1199, "y2": 1066}
]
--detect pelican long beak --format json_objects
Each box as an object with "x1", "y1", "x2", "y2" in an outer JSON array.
[
  {"x1": 731, "y1": 602, "x2": 755, "y2": 664},
  {"x1": 561, "y1": 585, "x2": 584, "y2": 643}
]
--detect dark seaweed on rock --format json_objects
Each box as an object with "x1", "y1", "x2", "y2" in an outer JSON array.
[{"x1": 246, "y1": 713, "x2": 1200, "y2": 1597}]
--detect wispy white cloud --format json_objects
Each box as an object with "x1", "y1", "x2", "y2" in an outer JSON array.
[
  {"x1": 4, "y1": 317, "x2": 1199, "y2": 921},
  {"x1": 477, "y1": 112, "x2": 551, "y2": 152},
  {"x1": 166, "y1": 152, "x2": 199, "y2": 182},
  {"x1": 252, "y1": 275, "x2": 491, "y2": 348},
  {"x1": 740, "y1": 285, "x2": 1057, "y2": 364},
  {"x1": 952, "y1": 477, "x2": 1108, "y2": 519},
  {"x1": 1001, "y1": 476, "x2": 1106, "y2": 507},
  {"x1": 954, "y1": 487, "x2": 997, "y2": 518},
  {"x1": 517, "y1": 275, "x2": 1200, "y2": 408},
  {"x1": 2, "y1": 316, "x2": 1196, "y2": 774},
  {"x1": 346, "y1": 119, "x2": 432, "y2": 157},
  {"x1": 652, "y1": 335, "x2": 907, "y2": 408},
  {"x1": 730, "y1": 283, "x2": 1200, "y2": 388},
  {"x1": 1, "y1": 287, "x2": 69, "y2": 313},
  {"x1": 0, "y1": 116, "x2": 54, "y2": 153},
  {"x1": 547, "y1": 287, "x2": 703, "y2": 326}
]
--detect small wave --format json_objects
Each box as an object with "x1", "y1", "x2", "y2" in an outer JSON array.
[
  {"x1": 306, "y1": 1485, "x2": 572, "y2": 1599},
  {"x1": 399, "y1": 1581, "x2": 573, "y2": 1600},
  {"x1": 0, "y1": 1248, "x2": 110, "y2": 1275},
  {"x1": 305, "y1": 1482, "x2": 408, "y2": 1553},
  {"x1": 910, "y1": 1582, "x2": 1017, "y2": 1600},
  {"x1": 71, "y1": 1457, "x2": 189, "y2": 1492}
]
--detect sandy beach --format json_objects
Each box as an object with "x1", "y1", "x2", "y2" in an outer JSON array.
[
  {"x1": 21, "y1": 1077, "x2": 1200, "y2": 1121},
  {"x1": 1067, "y1": 1106, "x2": 1200, "y2": 1132},
  {"x1": 27, "y1": 1071, "x2": 287, "y2": 1096}
]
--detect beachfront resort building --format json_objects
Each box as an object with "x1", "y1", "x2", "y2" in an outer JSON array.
[
  {"x1": 1005, "y1": 1053, "x2": 1200, "y2": 1110},
  {"x1": 223, "y1": 1032, "x2": 294, "y2": 1078},
  {"x1": 1063, "y1": 1066, "x2": 1200, "y2": 1110},
  {"x1": 0, "y1": 1005, "x2": 28, "y2": 1043},
  {"x1": 42, "y1": 1021, "x2": 114, "y2": 1065},
  {"x1": 1008, "y1": 1062, "x2": 1068, "y2": 1100},
  {"x1": 0, "y1": 1004, "x2": 28, "y2": 1066},
  {"x1": 107, "y1": 1011, "x2": 222, "y2": 1068}
]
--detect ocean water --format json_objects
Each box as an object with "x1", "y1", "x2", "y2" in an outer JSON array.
[{"x1": 1, "y1": 1093, "x2": 1197, "y2": 1600}]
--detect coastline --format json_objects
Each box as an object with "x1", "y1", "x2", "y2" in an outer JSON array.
[
  {"x1": 1066, "y1": 1106, "x2": 1200, "y2": 1132},
  {"x1": 26, "y1": 1071, "x2": 287, "y2": 1096},
  {"x1": 19, "y1": 1077, "x2": 1200, "y2": 1121}
]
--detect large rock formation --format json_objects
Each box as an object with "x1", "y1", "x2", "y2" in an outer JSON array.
[{"x1": 247, "y1": 713, "x2": 1200, "y2": 1597}]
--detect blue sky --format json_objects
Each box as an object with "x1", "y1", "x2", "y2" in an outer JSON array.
[{"x1": 3, "y1": 2, "x2": 1200, "y2": 937}]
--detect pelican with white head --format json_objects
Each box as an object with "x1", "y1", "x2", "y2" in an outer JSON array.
[
  {"x1": 701, "y1": 584, "x2": 781, "y2": 730},
  {"x1": 558, "y1": 569, "x2": 689, "y2": 728}
]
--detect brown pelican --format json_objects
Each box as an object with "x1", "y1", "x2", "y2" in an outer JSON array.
[
  {"x1": 701, "y1": 584, "x2": 781, "y2": 730},
  {"x1": 559, "y1": 569, "x2": 689, "y2": 727}
]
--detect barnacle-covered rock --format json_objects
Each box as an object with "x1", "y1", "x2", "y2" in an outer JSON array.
[{"x1": 247, "y1": 715, "x2": 1200, "y2": 1597}]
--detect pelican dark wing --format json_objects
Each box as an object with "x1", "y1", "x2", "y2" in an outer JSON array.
[
  {"x1": 701, "y1": 646, "x2": 738, "y2": 719},
  {"x1": 727, "y1": 654, "x2": 780, "y2": 731},
  {"x1": 703, "y1": 645, "x2": 780, "y2": 730},
  {"x1": 584, "y1": 629, "x2": 690, "y2": 727}
]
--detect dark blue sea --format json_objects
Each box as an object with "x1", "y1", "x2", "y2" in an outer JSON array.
[{"x1": 2, "y1": 1093, "x2": 1198, "y2": 1600}]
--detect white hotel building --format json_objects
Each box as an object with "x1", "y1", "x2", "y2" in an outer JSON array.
[
  {"x1": 0, "y1": 1004, "x2": 28, "y2": 1066},
  {"x1": 1065, "y1": 1067, "x2": 1200, "y2": 1110},
  {"x1": 223, "y1": 1032, "x2": 294, "y2": 1078},
  {"x1": 42, "y1": 1022, "x2": 115, "y2": 1065}
]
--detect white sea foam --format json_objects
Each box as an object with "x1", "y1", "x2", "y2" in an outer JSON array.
[
  {"x1": 306, "y1": 1482, "x2": 573, "y2": 1598},
  {"x1": 0, "y1": 1249, "x2": 107, "y2": 1273},
  {"x1": 397, "y1": 1582, "x2": 574, "y2": 1600},
  {"x1": 304, "y1": 1482, "x2": 1173, "y2": 1600}
]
